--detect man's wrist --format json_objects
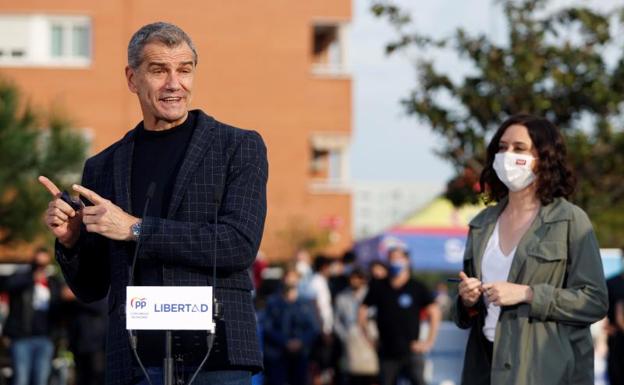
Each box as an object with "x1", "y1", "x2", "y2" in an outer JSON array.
[
  {"x1": 58, "y1": 231, "x2": 80, "y2": 250},
  {"x1": 59, "y1": 237, "x2": 78, "y2": 249},
  {"x1": 129, "y1": 217, "x2": 142, "y2": 241}
]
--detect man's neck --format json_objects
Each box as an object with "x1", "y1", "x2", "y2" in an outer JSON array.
[{"x1": 143, "y1": 111, "x2": 189, "y2": 132}]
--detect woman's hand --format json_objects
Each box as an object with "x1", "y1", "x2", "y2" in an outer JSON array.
[
  {"x1": 458, "y1": 271, "x2": 482, "y2": 308},
  {"x1": 482, "y1": 282, "x2": 533, "y2": 306}
]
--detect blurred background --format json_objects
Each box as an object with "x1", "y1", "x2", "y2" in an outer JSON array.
[{"x1": 0, "y1": 0, "x2": 623, "y2": 384}]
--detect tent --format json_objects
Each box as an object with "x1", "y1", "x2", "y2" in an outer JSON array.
[{"x1": 354, "y1": 198, "x2": 483, "y2": 271}]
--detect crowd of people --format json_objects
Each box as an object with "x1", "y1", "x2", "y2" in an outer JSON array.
[
  {"x1": 0, "y1": 248, "x2": 107, "y2": 385},
  {"x1": 0, "y1": 243, "x2": 623, "y2": 385},
  {"x1": 0, "y1": 245, "x2": 449, "y2": 385},
  {"x1": 255, "y1": 248, "x2": 446, "y2": 385}
]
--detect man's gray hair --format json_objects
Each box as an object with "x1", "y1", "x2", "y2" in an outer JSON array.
[{"x1": 127, "y1": 22, "x2": 198, "y2": 69}]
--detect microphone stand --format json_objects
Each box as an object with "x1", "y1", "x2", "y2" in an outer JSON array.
[
  {"x1": 163, "y1": 180, "x2": 224, "y2": 385},
  {"x1": 129, "y1": 182, "x2": 156, "y2": 385},
  {"x1": 164, "y1": 331, "x2": 174, "y2": 385}
]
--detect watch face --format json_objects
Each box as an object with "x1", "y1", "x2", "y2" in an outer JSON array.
[{"x1": 132, "y1": 223, "x2": 141, "y2": 236}]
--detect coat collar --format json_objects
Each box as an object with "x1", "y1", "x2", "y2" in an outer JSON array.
[
  {"x1": 112, "y1": 109, "x2": 216, "y2": 217},
  {"x1": 113, "y1": 130, "x2": 135, "y2": 213},
  {"x1": 467, "y1": 197, "x2": 572, "y2": 280},
  {"x1": 469, "y1": 197, "x2": 572, "y2": 229}
]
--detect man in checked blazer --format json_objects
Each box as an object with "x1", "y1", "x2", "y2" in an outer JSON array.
[{"x1": 39, "y1": 22, "x2": 267, "y2": 385}]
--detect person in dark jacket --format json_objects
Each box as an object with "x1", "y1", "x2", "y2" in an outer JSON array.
[
  {"x1": 38, "y1": 22, "x2": 268, "y2": 385},
  {"x1": 606, "y1": 254, "x2": 624, "y2": 385},
  {"x1": 262, "y1": 266, "x2": 320, "y2": 385},
  {"x1": 2, "y1": 248, "x2": 61, "y2": 385}
]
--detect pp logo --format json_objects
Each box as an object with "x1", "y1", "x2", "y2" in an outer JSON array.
[{"x1": 131, "y1": 297, "x2": 147, "y2": 310}]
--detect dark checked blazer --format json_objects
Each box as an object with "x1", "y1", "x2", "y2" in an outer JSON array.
[{"x1": 55, "y1": 110, "x2": 268, "y2": 385}]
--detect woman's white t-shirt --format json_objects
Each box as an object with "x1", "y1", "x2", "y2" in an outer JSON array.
[{"x1": 481, "y1": 219, "x2": 517, "y2": 342}]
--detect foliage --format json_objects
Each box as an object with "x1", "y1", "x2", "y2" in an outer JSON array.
[{"x1": 0, "y1": 78, "x2": 87, "y2": 245}]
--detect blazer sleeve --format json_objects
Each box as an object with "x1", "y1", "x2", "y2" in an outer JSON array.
[
  {"x1": 55, "y1": 159, "x2": 111, "y2": 303},
  {"x1": 139, "y1": 131, "x2": 268, "y2": 273},
  {"x1": 528, "y1": 206, "x2": 608, "y2": 325}
]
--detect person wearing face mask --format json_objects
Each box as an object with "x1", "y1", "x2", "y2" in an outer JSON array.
[
  {"x1": 262, "y1": 266, "x2": 320, "y2": 385},
  {"x1": 358, "y1": 248, "x2": 441, "y2": 385},
  {"x1": 453, "y1": 114, "x2": 608, "y2": 385}
]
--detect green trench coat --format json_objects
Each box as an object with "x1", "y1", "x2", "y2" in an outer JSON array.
[{"x1": 452, "y1": 197, "x2": 608, "y2": 385}]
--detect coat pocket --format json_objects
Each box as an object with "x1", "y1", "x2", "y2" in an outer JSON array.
[
  {"x1": 528, "y1": 241, "x2": 567, "y2": 261},
  {"x1": 526, "y1": 241, "x2": 568, "y2": 286}
]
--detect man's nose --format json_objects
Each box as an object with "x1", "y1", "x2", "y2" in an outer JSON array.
[{"x1": 164, "y1": 72, "x2": 181, "y2": 90}]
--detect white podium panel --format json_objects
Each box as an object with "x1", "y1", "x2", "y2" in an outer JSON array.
[{"x1": 126, "y1": 286, "x2": 215, "y2": 332}]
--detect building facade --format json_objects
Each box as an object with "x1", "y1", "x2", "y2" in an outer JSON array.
[{"x1": 0, "y1": 0, "x2": 352, "y2": 260}]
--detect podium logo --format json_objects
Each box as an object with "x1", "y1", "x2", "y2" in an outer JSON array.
[
  {"x1": 131, "y1": 297, "x2": 147, "y2": 310},
  {"x1": 154, "y1": 303, "x2": 210, "y2": 313}
]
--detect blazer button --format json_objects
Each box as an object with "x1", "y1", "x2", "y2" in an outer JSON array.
[{"x1": 504, "y1": 363, "x2": 511, "y2": 369}]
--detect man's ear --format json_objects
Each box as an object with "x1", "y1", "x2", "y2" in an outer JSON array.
[{"x1": 126, "y1": 66, "x2": 138, "y2": 94}]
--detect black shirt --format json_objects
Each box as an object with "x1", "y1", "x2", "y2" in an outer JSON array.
[
  {"x1": 131, "y1": 111, "x2": 196, "y2": 285},
  {"x1": 363, "y1": 278, "x2": 434, "y2": 358},
  {"x1": 131, "y1": 112, "x2": 216, "y2": 366}
]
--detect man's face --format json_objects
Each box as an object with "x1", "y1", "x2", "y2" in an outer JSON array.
[{"x1": 126, "y1": 42, "x2": 195, "y2": 129}]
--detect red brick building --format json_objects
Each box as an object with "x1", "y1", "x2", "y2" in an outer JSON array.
[{"x1": 0, "y1": 0, "x2": 352, "y2": 260}]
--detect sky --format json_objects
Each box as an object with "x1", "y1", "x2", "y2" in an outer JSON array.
[{"x1": 349, "y1": 0, "x2": 620, "y2": 187}]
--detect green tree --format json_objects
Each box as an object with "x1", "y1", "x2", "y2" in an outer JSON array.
[
  {"x1": 0, "y1": 78, "x2": 87, "y2": 246},
  {"x1": 372, "y1": 0, "x2": 624, "y2": 246}
]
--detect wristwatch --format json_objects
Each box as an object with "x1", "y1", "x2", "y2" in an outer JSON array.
[{"x1": 131, "y1": 220, "x2": 142, "y2": 241}]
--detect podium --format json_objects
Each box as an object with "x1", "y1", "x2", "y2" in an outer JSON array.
[{"x1": 126, "y1": 286, "x2": 216, "y2": 385}]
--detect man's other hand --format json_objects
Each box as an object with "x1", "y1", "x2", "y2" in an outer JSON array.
[
  {"x1": 72, "y1": 184, "x2": 140, "y2": 241},
  {"x1": 38, "y1": 176, "x2": 83, "y2": 248}
]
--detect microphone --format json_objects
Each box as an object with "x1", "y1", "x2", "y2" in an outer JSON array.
[
  {"x1": 129, "y1": 182, "x2": 156, "y2": 287},
  {"x1": 212, "y1": 180, "x2": 225, "y2": 320},
  {"x1": 128, "y1": 181, "x2": 156, "y2": 385}
]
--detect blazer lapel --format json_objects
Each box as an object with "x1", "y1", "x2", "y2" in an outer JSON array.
[
  {"x1": 167, "y1": 112, "x2": 216, "y2": 218},
  {"x1": 113, "y1": 132, "x2": 135, "y2": 213}
]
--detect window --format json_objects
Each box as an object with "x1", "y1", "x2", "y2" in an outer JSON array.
[
  {"x1": 48, "y1": 17, "x2": 91, "y2": 62},
  {"x1": 51, "y1": 25, "x2": 64, "y2": 57},
  {"x1": 0, "y1": 14, "x2": 91, "y2": 67},
  {"x1": 309, "y1": 133, "x2": 350, "y2": 193},
  {"x1": 72, "y1": 25, "x2": 90, "y2": 57},
  {"x1": 311, "y1": 22, "x2": 349, "y2": 76}
]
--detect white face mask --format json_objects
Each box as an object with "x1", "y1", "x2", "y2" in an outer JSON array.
[{"x1": 493, "y1": 152, "x2": 536, "y2": 192}]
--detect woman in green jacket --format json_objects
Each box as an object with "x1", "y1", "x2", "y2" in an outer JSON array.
[{"x1": 453, "y1": 114, "x2": 608, "y2": 385}]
